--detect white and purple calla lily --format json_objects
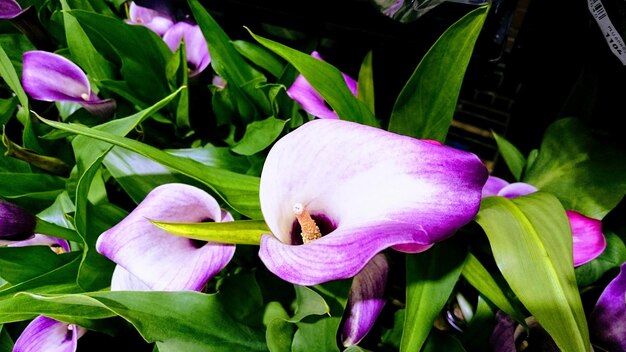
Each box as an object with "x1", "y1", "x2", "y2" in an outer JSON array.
[
  {"x1": 286, "y1": 51, "x2": 358, "y2": 119},
  {"x1": 0, "y1": 0, "x2": 27, "y2": 19},
  {"x1": 340, "y1": 253, "x2": 389, "y2": 347},
  {"x1": 162, "y1": 21, "x2": 211, "y2": 77},
  {"x1": 21, "y1": 51, "x2": 116, "y2": 118},
  {"x1": 127, "y1": 1, "x2": 175, "y2": 35},
  {"x1": 482, "y1": 176, "x2": 607, "y2": 266},
  {"x1": 13, "y1": 315, "x2": 86, "y2": 352},
  {"x1": 96, "y1": 183, "x2": 235, "y2": 291},
  {"x1": 258, "y1": 119, "x2": 489, "y2": 286}
]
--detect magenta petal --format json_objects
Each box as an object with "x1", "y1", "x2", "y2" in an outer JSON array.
[
  {"x1": 341, "y1": 253, "x2": 389, "y2": 347},
  {"x1": 497, "y1": 182, "x2": 537, "y2": 198},
  {"x1": 481, "y1": 176, "x2": 509, "y2": 198},
  {"x1": 22, "y1": 51, "x2": 92, "y2": 103},
  {"x1": 259, "y1": 119, "x2": 488, "y2": 285},
  {"x1": 590, "y1": 263, "x2": 626, "y2": 351},
  {"x1": 13, "y1": 316, "x2": 85, "y2": 352},
  {"x1": 163, "y1": 22, "x2": 211, "y2": 76},
  {"x1": 96, "y1": 183, "x2": 235, "y2": 291},
  {"x1": 127, "y1": 2, "x2": 174, "y2": 35},
  {"x1": 0, "y1": 0, "x2": 27, "y2": 19},
  {"x1": 567, "y1": 210, "x2": 606, "y2": 266}
]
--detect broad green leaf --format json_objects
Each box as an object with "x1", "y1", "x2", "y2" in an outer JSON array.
[
  {"x1": 34, "y1": 218, "x2": 82, "y2": 242},
  {"x1": 357, "y1": 50, "x2": 375, "y2": 115},
  {"x1": 0, "y1": 44, "x2": 28, "y2": 110},
  {"x1": 26, "y1": 291, "x2": 269, "y2": 352},
  {"x1": 475, "y1": 193, "x2": 590, "y2": 352},
  {"x1": 246, "y1": 29, "x2": 378, "y2": 127},
  {"x1": 37, "y1": 117, "x2": 263, "y2": 219},
  {"x1": 381, "y1": 309, "x2": 404, "y2": 349},
  {"x1": 233, "y1": 40, "x2": 286, "y2": 78},
  {"x1": 60, "y1": 0, "x2": 115, "y2": 81},
  {"x1": 462, "y1": 252, "x2": 525, "y2": 323},
  {"x1": 524, "y1": 118, "x2": 626, "y2": 219},
  {"x1": 290, "y1": 286, "x2": 330, "y2": 323},
  {"x1": 0, "y1": 172, "x2": 65, "y2": 202},
  {"x1": 188, "y1": 0, "x2": 271, "y2": 120},
  {"x1": 218, "y1": 272, "x2": 264, "y2": 324},
  {"x1": 401, "y1": 238, "x2": 467, "y2": 352},
  {"x1": 422, "y1": 330, "x2": 465, "y2": 352},
  {"x1": 292, "y1": 316, "x2": 342, "y2": 352},
  {"x1": 264, "y1": 301, "x2": 295, "y2": 352},
  {"x1": 388, "y1": 5, "x2": 489, "y2": 141},
  {"x1": 150, "y1": 219, "x2": 268, "y2": 245},
  {"x1": 0, "y1": 325, "x2": 13, "y2": 352},
  {"x1": 492, "y1": 131, "x2": 526, "y2": 181},
  {"x1": 231, "y1": 116, "x2": 288, "y2": 155},
  {"x1": 0, "y1": 248, "x2": 80, "y2": 284}
]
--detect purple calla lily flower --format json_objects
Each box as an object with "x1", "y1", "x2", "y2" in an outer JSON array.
[
  {"x1": 13, "y1": 315, "x2": 86, "y2": 352},
  {"x1": 162, "y1": 21, "x2": 211, "y2": 76},
  {"x1": 96, "y1": 183, "x2": 235, "y2": 291},
  {"x1": 0, "y1": 200, "x2": 36, "y2": 243},
  {"x1": 341, "y1": 253, "x2": 389, "y2": 347},
  {"x1": 286, "y1": 51, "x2": 358, "y2": 119},
  {"x1": 482, "y1": 176, "x2": 607, "y2": 266},
  {"x1": 127, "y1": 1, "x2": 175, "y2": 36},
  {"x1": 0, "y1": 0, "x2": 27, "y2": 19},
  {"x1": 589, "y1": 262, "x2": 626, "y2": 351},
  {"x1": 21, "y1": 51, "x2": 116, "y2": 118},
  {"x1": 258, "y1": 119, "x2": 488, "y2": 286}
]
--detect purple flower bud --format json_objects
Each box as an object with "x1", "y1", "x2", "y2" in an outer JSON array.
[{"x1": 0, "y1": 200, "x2": 36, "y2": 242}]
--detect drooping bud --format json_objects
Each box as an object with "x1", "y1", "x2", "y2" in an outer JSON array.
[{"x1": 0, "y1": 200, "x2": 37, "y2": 242}]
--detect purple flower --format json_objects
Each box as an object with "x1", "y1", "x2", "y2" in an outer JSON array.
[
  {"x1": 258, "y1": 119, "x2": 488, "y2": 286},
  {"x1": 482, "y1": 176, "x2": 607, "y2": 266},
  {"x1": 127, "y1": 1, "x2": 174, "y2": 35},
  {"x1": 0, "y1": 0, "x2": 27, "y2": 19},
  {"x1": 0, "y1": 200, "x2": 36, "y2": 243},
  {"x1": 21, "y1": 51, "x2": 116, "y2": 118},
  {"x1": 96, "y1": 183, "x2": 235, "y2": 291},
  {"x1": 13, "y1": 315, "x2": 86, "y2": 352},
  {"x1": 286, "y1": 51, "x2": 358, "y2": 119},
  {"x1": 162, "y1": 21, "x2": 211, "y2": 77},
  {"x1": 589, "y1": 262, "x2": 626, "y2": 351}
]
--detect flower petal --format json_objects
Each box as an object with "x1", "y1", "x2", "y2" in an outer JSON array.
[
  {"x1": 110, "y1": 265, "x2": 152, "y2": 291},
  {"x1": 481, "y1": 176, "x2": 509, "y2": 198},
  {"x1": 96, "y1": 183, "x2": 235, "y2": 291},
  {"x1": 341, "y1": 253, "x2": 389, "y2": 347},
  {"x1": 259, "y1": 119, "x2": 488, "y2": 285},
  {"x1": 590, "y1": 262, "x2": 626, "y2": 351},
  {"x1": 0, "y1": 200, "x2": 36, "y2": 242},
  {"x1": 13, "y1": 315, "x2": 86, "y2": 352},
  {"x1": 7, "y1": 234, "x2": 70, "y2": 253},
  {"x1": 497, "y1": 182, "x2": 537, "y2": 198},
  {"x1": 162, "y1": 22, "x2": 211, "y2": 76},
  {"x1": 0, "y1": 0, "x2": 27, "y2": 19},
  {"x1": 286, "y1": 51, "x2": 357, "y2": 119},
  {"x1": 567, "y1": 210, "x2": 606, "y2": 266},
  {"x1": 127, "y1": 1, "x2": 174, "y2": 35},
  {"x1": 22, "y1": 51, "x2": 92, "y2": 103}
]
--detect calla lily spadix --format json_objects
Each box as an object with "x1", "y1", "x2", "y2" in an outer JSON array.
[
  {"x1": 482, "y1": 175, "x2": 607, "y2": 266},
  {"x1": 96, "y1": 183, "x2": 235, "y2": 291},
  {"x1": 258, "y1": 119, "x2": 489, "y2": 286},
  {"x1": 21, "y1": 51, "x2": 116, "y2": 118},
  {"x1": 286, "y1": 51, "x2": 358, "y2": 119},
  {"x1": 13, "y1": 315, "x2": 86, "y2": 352}
]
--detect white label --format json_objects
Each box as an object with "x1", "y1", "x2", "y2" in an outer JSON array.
[{"x1": 588, "y1": 0, "x2": 626, "y2": 65}]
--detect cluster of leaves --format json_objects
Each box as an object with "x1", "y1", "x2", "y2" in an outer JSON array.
[{"x1": 1, "y1": 0, "x2": 626, "y2": 351}]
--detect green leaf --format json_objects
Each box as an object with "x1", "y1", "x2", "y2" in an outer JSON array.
[
  {"x1": 264, "y1": 302, "x2": 295, "y2": 352},
  {"x1": 461, "y1": 252, "x2": 526, "y2": 323},
  {"x1": 575, "y1": 231, "x2": 626, "y2": 287},
  {"x1": 37, "y1": 116, "x2": 262, "y2": 219},
  {"x1": 231, "y1": 116, "x2": 288, "y2": 155},
  {"x1": 357, "y1": 50, "x2": 375, "y2": 115},
  {"x1": 292, "y1": 316, "x2": 342, "y2": 352},
  {"x1": 0, "y1": 248, "x2": 80, "y2": 284},
  {"x1": 388, "y1": 5, "x2": 489, "y2": 141},
  {"x1": 233, "y1": 40, "x2": 286, "y2": 78},
  {"x1": 492, "y1": 131, "x2": 526, "y2": 181},
  {"x1": 246, "y1": 28, "x2": 378, "y2": 127},
  {"x1": 150, "y1": 219, "x2": 268, "y2": 245},
  {"x1": 0, "y1": 44, "x2": 28, "y2": 111},
  {"x1": 60, "y1": 0, "x2": 115, "y2": 81},
  {"x1": 290, "y1": 286, "x2": 330, "y2": 323},
  {"x1": 475, "y1": 193, "x2": 590, "y2": 352},
  {"x1": 524, "y1": 118, "x2": 626, "y2": 219},
  {"x1": 401, "y1": 238, "x2": 467, "y2": 352},
  {"x1": 422, "y1": 330, "x2": 465, "y2": 352},
  {"x1": 0, "y1": 325, "x2": 13, "y2": 352}
]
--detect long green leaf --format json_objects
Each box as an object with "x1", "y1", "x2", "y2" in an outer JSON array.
[
  {"x1": 475, "y1": 193, "x2": 590, "y2": 352},
  {"x1": 150, "y1": 219, "x2": 269, "y2": 245},
  {"x1": 0, "y1": 45, "x2": 28, "y2": 110},
  {"x1": 246, "y1": 29, "x2": 378, "y2": 127},
  {"x1": 36, "y1": 117, "x2": 262, "y2": 219},
  {"x1": 492, "y1": 131, "x2": 526, "y2": 181},
  {"x1": 401, "y1": 239, "x2": 467, "y2": 351},
  {"x1": 388, "y1": 5, "x2": 489, "y2": 141}
]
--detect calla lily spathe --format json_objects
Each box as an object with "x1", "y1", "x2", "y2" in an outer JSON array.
[
  {"x1": 482, "y1": 176, "x2": 606, "y2": 266},
  {"x1": 589, "y1": 262, "x2": 626, "y2": 351},
  {"x1": 0, "y1": 0, "x2": 27, "y2": 19},
  {"x1": 13, "y1": 316, "x2": 86, "y2": 352},
  {"x1": 286, "y1": 51, "x2": 357, "y2": 119},
  {"x1": 0, "y1": 199, "x2": 37, "y2": 243},
  {"x1": 258, "y1": 119, "x2": 488, "y2": 286},
  {"x1": 96, "y1": 183, "x2": 235, "y2": 291},
  {"x1": 21, "y1": 51, "x2": 116, "y2": 118},
  {"x1": 127, "y1": 1, "x2": 174, "y2": 35}
]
